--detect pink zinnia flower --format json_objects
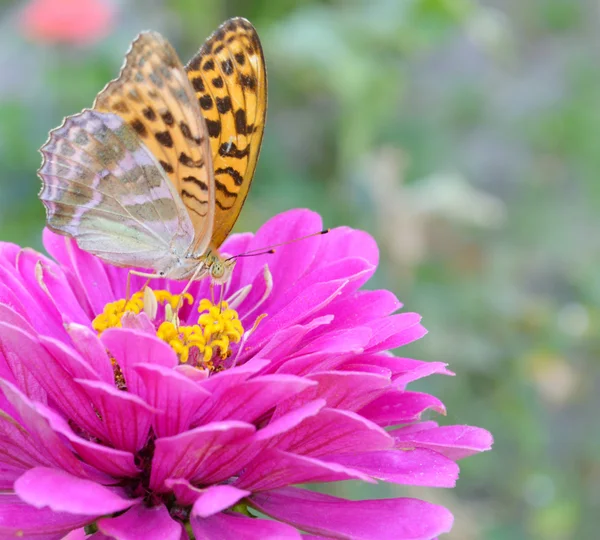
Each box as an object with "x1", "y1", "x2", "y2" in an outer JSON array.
[
  {"x1": 0, "y1": 209, "x2": 492, "y2": 538},
  {"x1": 20, "y1": 0, "x2": 114, "y2": 45}
]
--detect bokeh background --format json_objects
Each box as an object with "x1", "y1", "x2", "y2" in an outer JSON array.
[{"x1": 1, "y1": 0, "x2": 598, "y2": 537}]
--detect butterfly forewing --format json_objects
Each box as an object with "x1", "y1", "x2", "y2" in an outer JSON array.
[
  {"x1": 185, "y1": 17, "x2": 267, "y2": 249},
  {"x1": 39, "y1": 109, "x2": 195, "y2": 269},
  {"x1": 94, "y1": 31, "x2": 216, "y2": 256}
]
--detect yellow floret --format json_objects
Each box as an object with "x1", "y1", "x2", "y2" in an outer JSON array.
[
  {"x1": 92, "y1": 293, "x2": 145, "y2": 334},
  {"x1": 93, "y1": 289, "x2": 244, "y2": 371}
]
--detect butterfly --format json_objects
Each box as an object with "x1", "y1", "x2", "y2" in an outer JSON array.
[{"x1": 38, "y1": 17, "x2": 267, "y2": 285}]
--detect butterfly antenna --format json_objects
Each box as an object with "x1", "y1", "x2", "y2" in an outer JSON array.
[
  {"x1": 232, "y1": 248, "x2": 276, "y2": 259},
  {"x1": 226, "y1": 229, "x2": 330, "y2": 262}
]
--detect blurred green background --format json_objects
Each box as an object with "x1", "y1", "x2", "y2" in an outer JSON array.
[{"x1": 1, "y1": 0, "x2": 598, "y2": 537}]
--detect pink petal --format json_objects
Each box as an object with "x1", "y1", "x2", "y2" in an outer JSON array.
[
  {"x1": 359, "y1": 390, "x2": 446, "y2": 427},
  {"x1": 321, "y1": 289, "x2": 402, "y2": 331},
  {"x1": 392, "y1": 425, "x2": 494, "y2": 460},
  {"x1": 357, "y1": 356, "x2": 451, "y2": 380},
  {"x1": 75, "y1": 379, "x2": 155, "y2": 452},
  {"x1": 235, "y1": 448, "x2": 374, "y2": 491},
  {"x1": 0, "y1": 310, "x2": 46, "y2": 402},
  {"x1": 191, "y1": 511, "x2": 301, "y2": 540},
  {"x1": 251, "y1": 487, "x2": 454, "y2": 540},
  {"x1": 62, "y1": 528, "x2": 89, "y2": 539},
  {"x1": 365, "y1": 313, "x2": 428, "y2": 352},
  {"x1": 255, "y1": 399, "x2": 326, "y2": 441},
  {"x1": 15, "y1": 249, "x2": 80, "y2": 331},
  {"x1": 394, "y1": 420, "x2": 439, "y2": 434},
  {"x1": 338, "y1": 353, "x2": 394, "y2": 377},
  {"x1": 150, "y1": 421, "x2": 255, "y2": 491},
  {"x1": 248, "y1": 280, "x2": 349, "y2": 349},
  {"x1": 196, "y1": 374, "x2": 315, "y2": 425},
  {"x1": 101, "y1": 328, "x2": 178, "y2": 396},
  {"x1": 134, "y1": 363, "x2": 212, "y2": 437},
  {"x1": 33, "y1": 259, "x2": 91, "y2": 326},
  {"x1": 0, "y1": 265, "x2": 65, "y2": 339},
  {"x1": 0, "y1": 379, "x2": 91, "y2": 479},
  {"x1": 197, "y1": 400, "x2": 327, "y2": 487},
  {"x1": 231, "y1": 261, "x2": 274, "y2": 318},
  {"x1": 40, "y1": 336, "x2": 101, "y2": 382},
  {"x1": 238, "y1": 209, "x2": 323, "y2": 292},
  {"x1": 0, "y1": 287, "x2": 35, "y2": 331},
  {"x1": 391, "y1": 359, "x2": 454, "y2": 388},
  {"x1": 182, "y1": 436, "x2": 266, "y2": 488},
  {"x1": 327, "y1": 448, "x2": 459, "y2": 487},
  {"x1": 267, "y1": 257, "x2": 375, "y2": 315},
  {"x1": 297, "y1": 326, "x2": 373, "y2": 356},
  {"x1": 38, "y1": 404, "x2": 139, "y2": 477},
  {"x1": 0, "y1": 241, "x2": 20, "y2": 264},
  {"x1": 43, "y1": 230, "x2": 115, "y2": 314},
  {"x1": 98, "y1": 503, "x2": 182, "y2": 540},
  {"x1": 164, "y1": 478, "x2": 204, "y2": 506},
  {"x1": 274, "y1": 408, "x2": 392, "y2": 457},
  {"x1": 192, "y1": 485, "x2": 250, "y2": 518},
  {"x1": 0, "y1": 409, "x2": 53, "y2": 485},
  {"x1": 291, "y1": 371, "x2": 390, "y2": 412},
  {"x1": 175, "y1": 364, "x2": 209, "y2": 382},
  {"x1": 0, "y1": 464, "x2": 28, "y2": 489},
  {"x1": 197, "y1": 358, "x2": 269, "y2": 395},
  {"x1": 64, "y1": 323, "x2": 114, "y2": 384},
  {"x1": 120, "y1": 311, "x2": 157, "y2": 334},
  {"x1": 15, "y1": 467, "x2": 136, "y2": 515},
  {"x1": 164, "y1": 478, "x2": 249, "y2": 513},
  {"x1": 0, "y1": 493, "x2": 91, "y2": 539},
  {"x1": 315, "y1": 226, "x2": 379, "y2": 269},
  {"x1": 35, "y1": 236, "x2": 93, "y2": 320},
  {"x1": 265, "y1": 328, "x2": 372, "y2": 377},
  {"x1": 250, "y1": 316, "x2": 333, "y2": 365},
  {"x1": 0, "y1": 323, "x2": 105, "y2": 437}
]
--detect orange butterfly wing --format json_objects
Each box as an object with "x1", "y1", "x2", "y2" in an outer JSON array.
[{"x1": 185, "y1": 17, "x2": 267, "y2": 250}]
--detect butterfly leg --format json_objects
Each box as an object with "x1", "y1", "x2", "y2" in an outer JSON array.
[
  {"x1": 217, "y1": 284, "x2": 225, "y2": 313},
  {"x1": 126, "y1": 269, "x2": 165, "y2": 302},
  {"x1": 175, "y1": 263, "x2": 207, "y2": 312}
]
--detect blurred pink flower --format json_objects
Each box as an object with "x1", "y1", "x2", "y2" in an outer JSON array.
[
  {"x1": 20, "y1": 0, "x2": 114, "y2": 45},
  {"x1": 0, "y1": 209, "x2": 492, "y2": 538}
]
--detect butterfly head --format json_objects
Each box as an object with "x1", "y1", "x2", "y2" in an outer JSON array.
[{"x1": 204, "y1": 251, "x2": 236, "y2": 284}]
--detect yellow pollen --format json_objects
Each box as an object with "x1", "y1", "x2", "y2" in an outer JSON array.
[
  {"x1": 92, "y1": 290, "x2": 192, "y2": 334},
  {"x1": 92, "y1": 294, "x2": 144, "y2": 334},
  {"x1": 92, "y1": 290, "x2": 243, "y2": 370}
]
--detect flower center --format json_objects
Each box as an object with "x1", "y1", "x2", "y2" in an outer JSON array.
[{"x1": 92, "y1": 290, "x2": 244, "y2": 371}]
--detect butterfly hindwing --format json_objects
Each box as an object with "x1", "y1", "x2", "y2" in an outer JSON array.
[
  {"x1": 185, "y1": 17, "x2": 267, "y2": 249},
  {"x1": 94, "y1": 32, "x2": 216, "y2": 256},
  {"x1": 39, "y1": 109, "x2": 195, "y2": 269}
]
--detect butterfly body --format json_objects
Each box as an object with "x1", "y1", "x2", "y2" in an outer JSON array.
[
  {"x1": 155, "y1": 251, "x2": 232, "y2": 283},
  {"x1": 38, "y1": 18, "x2": 266, "y2": 284}
]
